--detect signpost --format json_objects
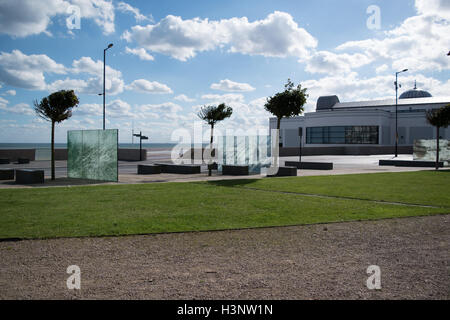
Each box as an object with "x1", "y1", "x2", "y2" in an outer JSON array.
[
  {"x1": 133, "y1": 131, "x2": 148, "y2": 161},
  {"x1": 298, "y1": 127, "x2": 303, "y2": 163}
]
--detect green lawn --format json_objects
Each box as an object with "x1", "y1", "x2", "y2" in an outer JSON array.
[
  {"x1": 208, "y1": 170, "x2": 450, "y2": 208},
  {"x1": 0, "y1": 170, "x2": 448, "y2": 239}
]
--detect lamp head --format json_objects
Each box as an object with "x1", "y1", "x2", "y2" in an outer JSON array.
[{"x1": 108, "y1": 43, "x2": 113, "y2": 48}]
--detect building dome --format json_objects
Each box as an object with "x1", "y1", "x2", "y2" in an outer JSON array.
[{"x1": 399, "y1": 88, "x2": 432, "y2": 99}]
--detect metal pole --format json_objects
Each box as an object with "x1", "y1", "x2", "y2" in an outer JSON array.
[
  {"x1": 139, "y1": 131, "x2": 142, "y2": 161},
  {"x1": 395, "y1": 72, "x2": 398, "y2": 157},
  {"x1": 103, "y1": 48, "x2": 106, "y2": 130}
]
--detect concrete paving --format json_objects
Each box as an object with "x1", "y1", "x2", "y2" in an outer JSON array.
[{"x1": 0, "y1": 151, "x2": 445, "y2": 189}]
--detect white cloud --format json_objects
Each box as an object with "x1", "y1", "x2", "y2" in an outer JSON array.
[
  {"x1": 57, "y1": 56, "x2": 124, "y2": 95},
  {"x1": 0, "y1": 0, "x2": 115, "y2": 37},
  {"x1": 47, "y1": 74, "x2": 124, "y2": 96},
  {"x1": 70, "y1": 0, "x2": 115, "y2": 35},
  {"x1": 0, "y1": 49, "x2": 66, "y2": 90},
  {"x1": 2, "y1": 90, "x2": 16, "y2": 96},
  {"x1": 0, "y1": 0, "x2": 68, "y2": 37},
  {"x1": 74, "y1": 99, "x2": 133, "y2": 118},
  {"x1": 117, "y1": 1, "x2": 153, "y2": 22},
  {"x1": 122, "y1": 11, "x2": 317, "y2": 61},
  {"x1": 210, "y1": 79, "x2": 255, "y2": 92},
  {"x1": 336, "y1": 1, "x2": 450, "y2": 73},
  {"x1": 375, "y1": 64, "x2": 389, "y2": 74},
  {"x1": 174, "y1": 94, "x2": 195, "y2": 102},
  {"x1": 415, "y1": 0, "x2": 450, "y2": 17},
  {"x1": 201, "y1": 93, "x2": 245, "y2": 104},
  {"x1": 126, "y1": 79, "x2": 173, "y2": 94},
  {"x1": 139, "y1": 102, "x2": 186, "y2": 121},
  {"x1": 125, "y1": 47, "x2": 154, "y2": 61},
  {"x1": 223, "y1": 11, "x2": 317, "y2": 58},
  {"x1": 71, "y1": 56, "x2": 121, "y2": 78},
  {"x1": 0, "y1": 97, "x2": 34, "y2": 116},
  {"x1": 304, "y1": 51, "x2": 373, "y2": 74}
]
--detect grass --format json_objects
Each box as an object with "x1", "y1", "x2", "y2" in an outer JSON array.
[
  {"x1": 0, "y1": 171, "x2": 448, "y2": 239},
  {"x1": 208, "y1": 170, "x2": 450, "y2": 208}
]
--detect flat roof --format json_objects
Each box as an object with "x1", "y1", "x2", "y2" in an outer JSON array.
[{"x1": 332, "y1": 96, "x2": 450, "y2": 109}]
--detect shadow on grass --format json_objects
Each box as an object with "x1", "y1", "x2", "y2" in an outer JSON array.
[
  {"x1": 0, "y1": 177, "x2": 112, "y2": 188},
  {"x1": 206, "y1": 179, "x2": 260, "y2": 188}
]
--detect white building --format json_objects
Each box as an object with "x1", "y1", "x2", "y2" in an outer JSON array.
[{"x1": 269, "y1": 88, "x2": 450, "y2": 155}]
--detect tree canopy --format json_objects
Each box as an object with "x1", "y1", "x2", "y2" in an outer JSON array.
[
  {"x1": 33, "y1": 90, "x2": 79, "y2": 180},
  {"x1": 197, "y1": 103, "x2": 233, "y2": 126},
  {"x1": 34, "y1": 90, "x2": 79, "y2": 123},
  {"x1": 264, "y1": 79, "x2": 308, "y2": 126},
  {"x1": 426, "y1": 104, "x2": 450, "y2": 128}
]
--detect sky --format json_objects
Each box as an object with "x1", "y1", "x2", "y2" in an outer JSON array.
[{"x1": 0, "y1": 0, "x2": 449, "y2": 143}]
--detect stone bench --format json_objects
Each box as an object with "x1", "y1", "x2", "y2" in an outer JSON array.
[
  {"x1": 0, "y1": 158, "x2": 10, "y2": 164},
  {"x1": 285, "y1": 161, "x2": 333, "y2": 170},
  {"x1": 208, "y1": 162, "x2": 218, "y2": 170},
  {"x1": 15, "y1": 169, "x2": 44, "y2": 184},
  {"x1": 154, "y1": 163, "x2": 201, "y2": 174},
  {"x1": 379, "y1": 160, "x2": 444, "y2": 167},
  {"x1": 17, "y1": 158, "x2": 30, "y2": 164},
  {"x1": 268, "y1": 166, "x2": 297, "y2": 177},
  {"x1": 0, "y1": 169, "x2": 15, "y2": 180},
  {"x1": 222, "y1": 165, "x2": 249, "y2": 176},
  {"x1": 137, "y1": 164, "x2": 162, "y2": 175}
]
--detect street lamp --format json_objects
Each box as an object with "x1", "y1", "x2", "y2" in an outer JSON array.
[
  {"x1": 394, "y1": 68, "x2": 408, "y2": 157},
  {"x1": 103, "y1": 43, "x2": 113, "y2": 130},
  {"x1": 133, "y1": 131, "x2": 148, "y2": 161}
]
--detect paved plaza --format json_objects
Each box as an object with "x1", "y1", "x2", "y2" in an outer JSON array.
[{"x1": 0, "y1": 150, "x2": 445, "y2": 188}]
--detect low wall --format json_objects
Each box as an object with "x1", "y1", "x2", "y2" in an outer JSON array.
[
  {"x1": 280, "y1": 146, "x2": 413, "y2": 156},
  {"x1": 0, "y1": 149, "x2": 36, "y2": 161},
  {"x1": 0, "y1": 148, "x2": 147, "y2": 162},
  {"x1": 118, "y1": 149, "x2": 147, "y2": 161}
]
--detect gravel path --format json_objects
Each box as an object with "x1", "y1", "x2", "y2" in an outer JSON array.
[{"x1": 0, "y1": 215, "x2": 448, "y2": 300}]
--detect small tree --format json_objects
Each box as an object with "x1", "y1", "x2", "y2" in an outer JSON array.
[
  {"x1": 197, "y1": 103, "x2": 233, "y2": 176},
  {"x1": 426, "y1": 104, "x2": 450, "y2": 170},
  {"x1": 265, "y1": 79, "x2": 308, "y2": 165},
  {"x1": 34, "y1": 90, "x2": 79, "y2": 180}
]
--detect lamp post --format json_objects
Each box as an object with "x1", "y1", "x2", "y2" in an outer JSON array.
[
  {"x1": 133, "y1": 131, "x2": 148, "y2": 161},
  {"x1": 103, "y1": 43, "x2": 113, "y2": 130},
  {"x1": 394, "y1": 69, "x2": 408, "y2": 157}
]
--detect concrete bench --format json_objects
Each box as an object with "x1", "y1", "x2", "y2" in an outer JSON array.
[
  {"x1": 0, "y1": 169, "x2": 15, "y2": 180},
  {"x1": 17, "y1": 158, "x2": 30, "y2": 164},
  {"x1": 208, "y1": 162, "x2": 218, "y2": 170},
  {"x1": 0, "y1": 158, "x2": 10, "y2": 164},
  {"x1": 15, "y1": 169, "x2": 44, "y2": 184},
  {"x1": 155, "y1": 163, "x2": 201, "y2": 174},
  {"x1": 222, "y1": 165, "x2": 249, "y2": 176},
  {"x1": 137, "y1": 164, "x2": 162, "y2": 175},
  {"x1": 268, "y1": 166, "x2": 297, "y2": 177},
  {"x1": 379, "y1": 160, "x2": 444, "y2": 167},
  {"x1": 285, "y1": 161, "x2": 333, "y2": 170}
]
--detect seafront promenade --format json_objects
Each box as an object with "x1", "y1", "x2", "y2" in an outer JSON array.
[{"x1": 0, "y1": 151, "x2": 436, "y2": 188}]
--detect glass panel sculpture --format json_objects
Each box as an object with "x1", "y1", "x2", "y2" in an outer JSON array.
[
  {"x1": 413, "y1": 139, "x2": 450, "y2": 162},
  {"x1": 67, "y1": 129, "x2": 118, "y2": 181},
  {"x1": 216, "y1": 135, "x2": 273, "y2": 174}
]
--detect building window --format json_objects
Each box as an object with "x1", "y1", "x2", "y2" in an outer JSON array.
[{"x1": 306, "y1": 126, "x2": 379, "y2": 144}]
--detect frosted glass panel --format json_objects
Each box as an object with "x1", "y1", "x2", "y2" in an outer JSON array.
[
  {"x1": 217, "y1": 135, "x2": 272, "y2": 174},
  {"x1": 67, "y1": 129, "x2": 118, "y2": 181}
]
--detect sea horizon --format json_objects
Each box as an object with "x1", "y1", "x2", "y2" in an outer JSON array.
[{"x1": 0, "y1": 142, "x2": 178, "y2": 149}]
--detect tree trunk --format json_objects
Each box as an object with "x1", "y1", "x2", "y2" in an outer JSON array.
[
  {"x1": 51, "y1": 120, "x2": 55, "y2": 180},
  {"x1": 436, "y1": 126, "x2": 440, "y2": 171},
  {"x1": 208, "y1": 123, "x2": 214, "y2": 176}
]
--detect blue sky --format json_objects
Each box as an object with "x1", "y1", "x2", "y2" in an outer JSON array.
[{"x1": 0, "y1": 0, "x2": 449, "y2": 143}]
